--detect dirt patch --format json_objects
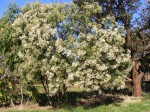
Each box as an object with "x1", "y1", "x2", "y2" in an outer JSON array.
[
  {"x1": 0, "y1": 104, "x2": 53, "y2": 112},
  {"x1": 121, "y1": 96, "x2": 142, "y2": 104}
]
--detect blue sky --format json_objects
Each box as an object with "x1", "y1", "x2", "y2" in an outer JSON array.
[
  {"x1": 0, "y1": 0, "x2": 146, "y2": 19},
  {"x1": 0, "y1": 0, "x2": 71, "y2": 18}
]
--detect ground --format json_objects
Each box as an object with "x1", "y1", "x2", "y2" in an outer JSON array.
[{"x1": 0, "y1": 93, "x2": 150, "y2": 112}]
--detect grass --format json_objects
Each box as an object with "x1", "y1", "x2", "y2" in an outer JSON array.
[{"x1": 2, "y1": 93, "x2": 150, "y2": 112}]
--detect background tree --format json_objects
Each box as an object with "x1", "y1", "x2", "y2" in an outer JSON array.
[
  {"x1": 0, "y1": 3, "x2": 20, "y2": 106},
  {"x1": 131, "y1": 1, "x2": 150, "y2": 96}
]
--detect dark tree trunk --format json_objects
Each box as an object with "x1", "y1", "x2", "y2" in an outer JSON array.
[
  {"x1": 132, "y1": 61, "x2": 144, "y2": 97},
  {"x1": 107, "y1": 0, "x2": 112, "y2": 15},
  {"x1": 125, "y1": 15, "x2": 131, "y2": 49},
  {"x1": 40, "y1": 76, "x2": 51, "y2": 106}
]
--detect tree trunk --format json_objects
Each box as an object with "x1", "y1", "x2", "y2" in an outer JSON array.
[
  {"x1": 132, "y1": 61, "x2": 144, "y2": 97},
  {"x1": 10, "y1": 98, "x2": 15, "y2": 107},
  {"x1": 126, "y1": 27, "x2": 131, "y2": 49},
  {"x1": 125, "y1": 15, "x2": 131, "y2": 49},
  {"x1": 40, "y1": 76, "x2": 51, "y2": 106},
  {"x1": 20, "y1": 85, "x2": 23, "y2": 106}
]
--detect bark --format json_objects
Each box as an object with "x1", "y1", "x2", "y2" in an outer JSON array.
[
  {"x1": 125, "y1": 15, "x2": 131, "y2": 49},
  {"x1": 20, "y1": 85, "x2": 23, "y2": 106},
  {"x1": 107, "y1": 0, "x2": 112, "y2": 15},
  {"x1": 40, "y1": 76, "x2": 51, "y2": 106},
  {"x1": 118, "y1": 0, "x2": 131, "y2": 49},
  {"x1": 10, "y1": 86, "x2": 15, "y2": 107},
  {"x1": 25, "y1": 97, "x2": 29, "y2": 106},
  {"x1": 132, "y1": 61, "x2": 144, "y2": 97},
  {"x1": 10, "y1": 98, "x2": 15, "y2": 107}
]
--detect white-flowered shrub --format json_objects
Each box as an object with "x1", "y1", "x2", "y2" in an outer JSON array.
[{"x1": 12, "y1": 2, "x2": 132, "y2": 96}]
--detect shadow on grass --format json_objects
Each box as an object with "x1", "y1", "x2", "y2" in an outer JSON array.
[
  {"x1": 67, "y1": 92, "x2": 124, "y2": 109},
  {"x1": 35, "y1": 91, "x2": 124, "y2": 109},
  {"x1": 0, "y1": 90, "x2": 125, "y2": 109},
  {"x1": 34, "y1": 82, "x2": 149, "y2": 109}
]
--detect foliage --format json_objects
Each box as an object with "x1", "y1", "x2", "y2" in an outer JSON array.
[
  {"x1": 73, "y1": 0, "x2": 141, "y2": 26},
  {"x1": 11, "y1": 1, "x2": 132, "y2": 99},
  {"x1": 131, "y1": 1, "x2": 150, "y2": 86},
  {"x1": 0, "y1": 3, "x2": 20, "y2": 104},
  {"x1": 73, "y1": 0, "x2": 149, "y2": 97},
  {"x1": 0, "y1": 3, "x2": 20, "y2": 71}
]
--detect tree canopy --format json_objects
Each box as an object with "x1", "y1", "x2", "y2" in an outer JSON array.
[{"x1": 7, "y1": 2, "x2": 132, "y2": 97}]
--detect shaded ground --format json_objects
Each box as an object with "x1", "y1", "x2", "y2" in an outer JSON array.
[
  {"x1": 32, "y1": 91, "x2": 125, "y2": 108},
  {"x1": 0, "y1": 85, "x2": 150, "y2": 112},
  {"x1": 0, "y1": 92, "x2": 124, "y2": 111},
  {"x1": 66, "y1": 92, "x2": 124, "y2": 108},
  {"x1": 1, "y1": 93, "x2": 150, "y2": 112}
]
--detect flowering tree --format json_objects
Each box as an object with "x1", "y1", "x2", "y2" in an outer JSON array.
[{"x1": 10, "y1": 1, "x2": 132, "y2": 103}]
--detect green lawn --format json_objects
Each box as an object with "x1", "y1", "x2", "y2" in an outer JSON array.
[{"x1": 3, "y1": 93, "x2": 150, "y2": 112}]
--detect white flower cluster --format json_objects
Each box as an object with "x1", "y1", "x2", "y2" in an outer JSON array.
[
  {"x1": 65, "y1": 15, "x2": 132, "y2": 91},
  {"x1": 12, "y1": 2, "x2": 132, "y2": 96}
]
